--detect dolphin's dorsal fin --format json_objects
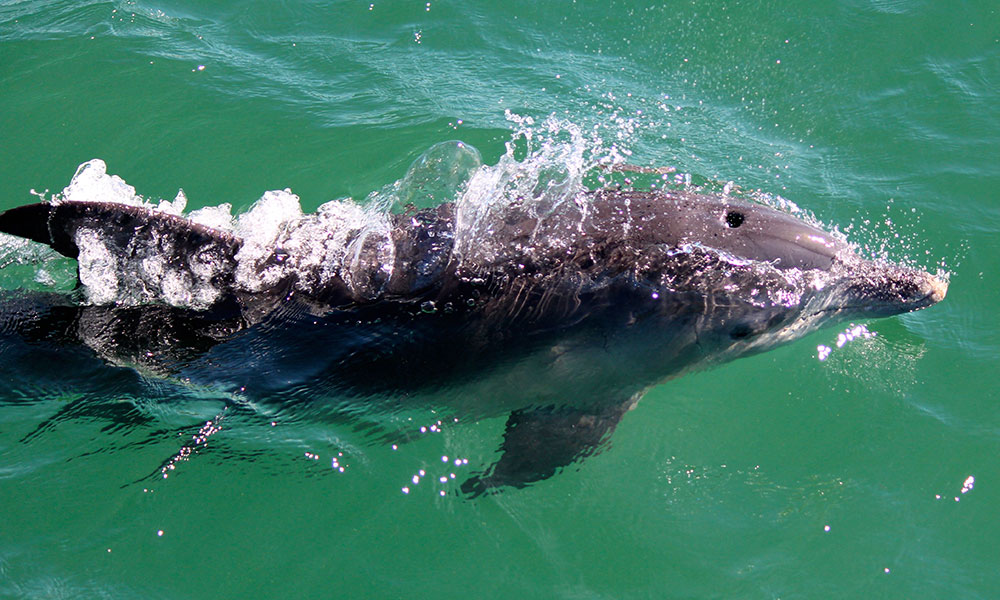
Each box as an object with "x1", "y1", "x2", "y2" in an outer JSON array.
[
  {"x1": 0, "y1": 201, "x2": 242, "y2": 260},
  {"x1": 461, "y1": 395, "x2": 640, "y2": 496},
  {"x1": 0, "y1": 203, "x2": 58, "y2": 251}
]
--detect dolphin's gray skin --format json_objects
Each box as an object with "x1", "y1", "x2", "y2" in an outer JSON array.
[{"x1": 0, "y1": 187, "x2": 947, "y2": 494}]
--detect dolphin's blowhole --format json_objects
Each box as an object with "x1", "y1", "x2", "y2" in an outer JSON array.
[{"x1": 725, "y1": 210, "x2": 745, "y2": 228}]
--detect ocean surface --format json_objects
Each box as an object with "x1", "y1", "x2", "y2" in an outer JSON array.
[{"x1": 1, "y1": 1, "x2": 998, "y2": 598}]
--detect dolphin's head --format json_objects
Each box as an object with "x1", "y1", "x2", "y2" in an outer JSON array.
[
  {"x1": 592, "y1": 189, "x2": 947, "y2": 318},
  {"x1": 574, "y1": 190, "x2": 947, "y2": 373},
  {"x1": 587, "y1": 189, "x2": 852, "y2": 272},
  {"x1": 690, "y1": 193, "x2": 947, "y2": 318},
  {"x1": 688, "y1": 194, "x2": 948, "y2": 319}
]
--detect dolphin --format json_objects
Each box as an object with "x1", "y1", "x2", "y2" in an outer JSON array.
[{"x1": 0, "y1": 184, "x2": 947, "y2": 494}]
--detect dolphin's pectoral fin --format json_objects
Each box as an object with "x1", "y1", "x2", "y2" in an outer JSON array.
[{"x1": 461, "y1": 397, "x2": 638, "y2": 497}]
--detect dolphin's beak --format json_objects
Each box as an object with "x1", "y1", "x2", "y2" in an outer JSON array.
[
  {"x1": 839, "y1": 258, "x2": 948, "y2": 317},
  {"x1": 924, "y1": 273, "x2": 949, "y2": 305}
]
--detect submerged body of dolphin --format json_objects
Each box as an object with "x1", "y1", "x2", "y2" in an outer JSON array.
[{"x1": 0, "y1": 182, "x2": 946, "y2": 493}]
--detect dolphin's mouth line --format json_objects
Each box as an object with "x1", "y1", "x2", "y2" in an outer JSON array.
[{"x1": 804, "y1": 287, "x2": 942, "y2": 321}]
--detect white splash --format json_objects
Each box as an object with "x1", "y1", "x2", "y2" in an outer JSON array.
[
  {"x1": 75, "y1": 228, "x2": 120, "y2": 305},
  {"x1": 817, "y1": 324, "x2": 877, "y2": 361},
  {"x1": 232, "y1": 189, "x2": 304, "y2": 292},
  {"x1": 60, "y1": 159, "x2": 143, "y2": 207},
  {"x1": 453, "y1": 113, "x2": 613, "y2": 266},
  {"x1": 935, "y1": 475, "x2": 976, "y2": 502}
]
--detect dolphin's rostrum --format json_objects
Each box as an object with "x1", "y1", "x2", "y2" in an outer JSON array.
[{"x1": 0, "y1": 172, "x2": 946, "y2": 494}]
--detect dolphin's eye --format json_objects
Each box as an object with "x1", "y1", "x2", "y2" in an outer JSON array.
[{"x1": 725, "y1": 211, "x2": 745, "y2": 228}]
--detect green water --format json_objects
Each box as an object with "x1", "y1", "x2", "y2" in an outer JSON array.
[{"x1": 1, "y1": 1, "x2": 998, "y2": 598}]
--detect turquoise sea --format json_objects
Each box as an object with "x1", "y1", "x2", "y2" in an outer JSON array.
[{"x1": 1, "y1": 1, "x2": 998, "y2": 598}]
